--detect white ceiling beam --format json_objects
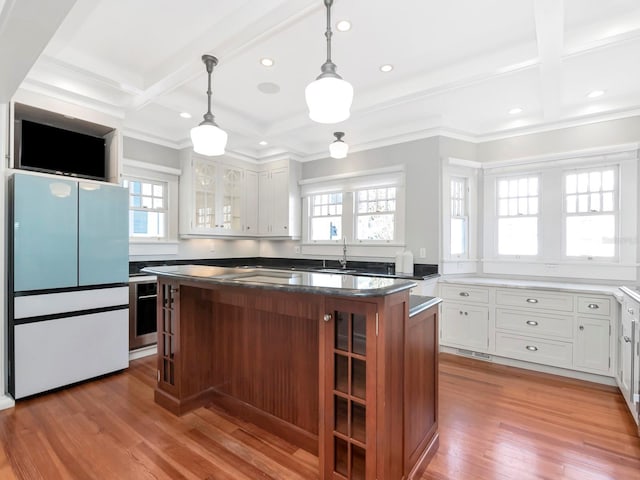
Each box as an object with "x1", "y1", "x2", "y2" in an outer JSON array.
[
  {"x1": 534, "y1": 0, "x2": 564, "y2": 121},
  {"x1": 130, "y1": 0, "x2": 320, "y2": 110}
]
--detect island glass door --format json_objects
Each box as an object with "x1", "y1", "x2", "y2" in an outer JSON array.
[{"x1": 322, "y1": 298, "x2": 377, "y2": 480}]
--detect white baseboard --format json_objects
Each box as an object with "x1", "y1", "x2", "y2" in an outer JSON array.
[
  {"x1": 129, "y1": 344, "x2": 157, "y2": 361},
  {"x1": 0, "y1": 394, "x2": 15, "y2": 411},
  {"x1": 440, "y1": 345, "x2": 617, "y2": 386}
]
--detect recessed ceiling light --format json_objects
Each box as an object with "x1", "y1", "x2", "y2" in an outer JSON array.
[
  {"x1": 379, "y1": 64, "x2": 393, "y2": 73},
  {"x1": 508, "y1": 107, "x2": 523, "y2": 115},
  {"x1": 260, "y1": 57, "x2": 274, "y2": 67},
  {"x1": 587, "y1": 89, "x2": 605, "y2": 98},
  {"x1": 336, "y1": 20, "x2": 351, "y2": 32},
  {"x1": 180, "y1": 112, "x2": 192, "y2": 119},
  {"x1": 259, "y1": 141, "x2": 268, "y2": 146}
]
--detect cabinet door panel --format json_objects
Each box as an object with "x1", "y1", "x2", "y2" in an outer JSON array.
[
  {"x1": 574, "y1": 317, "x2": 610, "y2": 373},
  {"x1": 78, "y1": 183, "x2": 128, "y2": 285},
  {"x1": 441, "y1": 303, "x2": 489, "y2": 351},
  {"x1": 13, "y1": 174, "x2": 78, "y2": 291}
]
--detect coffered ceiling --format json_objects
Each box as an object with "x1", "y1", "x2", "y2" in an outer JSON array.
[{"x1": 9, "y1": 0, "x2": 640, "y2": 160}]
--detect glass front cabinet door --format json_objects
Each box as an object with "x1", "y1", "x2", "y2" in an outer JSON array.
[{"x1": 322, "y1": 298, "x2": 378, "y2": 480}]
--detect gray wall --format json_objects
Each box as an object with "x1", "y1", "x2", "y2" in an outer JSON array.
[
  {"x1": 477, "y1": 116, "x2": 640, "y2": 162},
  {"x1": 123, "y1": 137, "x2": 180, "y2": 169},
  {"x1": 302, "y1": 136, "x2": 463, "y2": 264}
]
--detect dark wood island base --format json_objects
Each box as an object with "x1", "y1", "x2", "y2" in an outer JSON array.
[{"x1": 146, "y1": 266, "x2": 440, "y2": 480}]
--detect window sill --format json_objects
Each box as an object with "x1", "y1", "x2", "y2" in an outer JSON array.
[{"x1": 129, "y1": 241, "x2": 179, "y2": 257}]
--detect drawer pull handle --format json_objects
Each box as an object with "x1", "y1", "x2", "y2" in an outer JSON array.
[
  {"x1": 587, "y1": 303, "x2": 599, "y2": 309},
  {"x1": 138, "y1": 294, "x2": 157, "y2": 300},
  {"x1": 459, "y1": 292, "x2": 470, "y2": 297},
  {"x1": 526, "y1": 320, "x2": 538, "y2": 326},
  {"x1": 526, "y1": 345, "x2": 538, "y2": 352},
  {"x1": 526, "y1": 298, "x2": 538, "y2": 304},
  {"x1": 624, "y1": 335, "x2": 631, "y2": 343},
  {"x1": 323, "y1": 314, "x2": 332, "y2": 322}
]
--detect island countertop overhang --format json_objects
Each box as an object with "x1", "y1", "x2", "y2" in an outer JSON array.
[{"x1": 142, "y1": 264, "x2": 416, "y2": 297}]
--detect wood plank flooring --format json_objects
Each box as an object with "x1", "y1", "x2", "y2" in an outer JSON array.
[{"x1": 0, "y1": 353, "x2": 637, "y2": 479}]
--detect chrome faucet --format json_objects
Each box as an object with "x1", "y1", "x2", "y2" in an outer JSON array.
[{"x1": 339, "y1": 237, "x2": 348, "y2": 269}]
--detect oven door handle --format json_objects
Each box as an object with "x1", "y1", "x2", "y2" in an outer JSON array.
[{"x1": 137, "y1": 294, "x2": 157, "y2": 300}]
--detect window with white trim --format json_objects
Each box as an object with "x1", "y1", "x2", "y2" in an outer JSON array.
[
  {"x1": 450, "y1": 177, "x2": 468, "y2": 256},
  {"x1": 496, "y1": 175, "x2": 539, "y2": 256},
  {"x1": 123, "y1": 177, "x2": 168, "y2": 239},
  {"x1": 355, "y1": 186, "x2": 396, "y2": 241},
  {"x1": 564, "y1": 166, "x2": 617, "y2": 258},
  {"x1": 309, "y1": 192, "x2": 343, "y2": 241},
  {"x1": 301, "y1": 169, "x2": 405, "y2": 246}
]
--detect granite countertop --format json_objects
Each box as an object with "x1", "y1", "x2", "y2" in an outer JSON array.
[
  {"x1": 439, "y1": 276, "x2": 624, "y2": 301},
  {"x1": 142, "y1": 264, "x2": 416, "y2": 298},
  {"x1": 409, "y1": 295, "x2": 442, "y2": 317}
]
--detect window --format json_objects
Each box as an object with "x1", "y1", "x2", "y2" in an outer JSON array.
[
  {"x1": 496, "y1": 175, "x2": 539, "y2": 256},
  {"x1": 123, "y1": 177, "x2": 167, "y2": 239},
  {"x1": 355, "y1": 187, "x2": 396, "y2": 241},
  {"x1": 564, "y1": 167, "x2": 617, "y2": 258},
  {"x1": 450, "y1": 177, "x2": 467, "y2": 256},
  {"x1": 301, "y1": 168, "x2": 405, "y2": 246},
  {"x1": 310, "y1": 192, "x2": 343, "y2": 241}
]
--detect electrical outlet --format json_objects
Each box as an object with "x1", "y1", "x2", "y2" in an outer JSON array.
[
  {"x1": 419, "y1": 247, "x2": 426, "y2": 258},
  {"x1": 294, "y1": 245, "x2": 301, "y2": 254}
]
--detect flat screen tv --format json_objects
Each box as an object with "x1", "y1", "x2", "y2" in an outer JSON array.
[{"x1": 17, "y1": 120, "x2": 107, "y2": 181}]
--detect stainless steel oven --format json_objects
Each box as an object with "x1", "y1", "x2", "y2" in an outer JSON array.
[{"x1": 129, "y1": 277, "x2": 157, "y2": 350}]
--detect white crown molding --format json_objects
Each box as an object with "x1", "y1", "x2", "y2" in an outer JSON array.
[
  {"x1": 481, "y1": 142, "x2": 640, "y2": 170},
  {"x1": 475, "y1": 107, "x2": 640, "y2": 142}
]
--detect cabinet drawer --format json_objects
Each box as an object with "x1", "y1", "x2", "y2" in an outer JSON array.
[
  {"x1": 440, "y1": 285, "x2": 489, "y2": 304},
  {"x1": 495, "y1": 332, "x2": 573, "y2": 369},
  {"x1": 496, "y1": 308, "x2": 573, "y2": 340},
  {"x1": 496, "y1": 289, "x2": 573, "y2": 312},
  {"x1": 576, "y1": 296, "x2": 610, "y2": 317}
]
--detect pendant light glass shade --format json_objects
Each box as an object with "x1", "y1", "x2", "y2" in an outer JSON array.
[
  {"x1": 306, "y1": 77, "x2": 353, "y2": 124},
  {"x1": 306, "y1": 0, "x2": 353, "y2": 124},
  {"x1": 191, "y1": 54, "x2": 227, "y2": 156},
  {"x1": 329, "y1": 132, "x2": 348, "y2": 159},
  {"x1": 191, "y1": 123, "x2": 228, "y2": 156}
]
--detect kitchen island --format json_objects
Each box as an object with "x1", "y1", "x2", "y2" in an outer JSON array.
[{"x1": 142, "y1": 264, "x2": 441, "y2": 480}]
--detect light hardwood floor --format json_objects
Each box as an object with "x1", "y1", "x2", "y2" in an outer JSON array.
[{"x1": 0, "y1": 353, "x2": 637, "y2": 479}]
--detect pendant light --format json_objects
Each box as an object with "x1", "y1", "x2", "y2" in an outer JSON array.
[
  {"x1": 305, "y1": 0, "x2": 353, "y2": 124},
  {"x1": 329, "y1": 132, "x2": 348, "y2": 159},
  {"x1": 190, "y1": 55, "x2": 228, "y2": 156}
]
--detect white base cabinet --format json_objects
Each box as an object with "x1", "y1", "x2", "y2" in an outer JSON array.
[
  {"x1": 441, "y1": 303, "x2": 489, "y2": 352},
  {"x1": 440, "y1": 280, "x2": 617, "y2": 379}
]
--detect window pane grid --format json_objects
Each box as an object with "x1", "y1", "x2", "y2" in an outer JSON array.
[
  {"x1": 356, "y1": 187, "x2": 396, "y2": 241},
  {"x1": 496, "y1": 175, "x2": 539, "y2": 256},
  {"x1": 497, "y1": 176, "x2": 538, "y2": 217},
  {"x1": 123, "y1": 177, "x2": 168, "y2": 238},
  {"x1": 564, "y1": 167, "x2": 617, "y2": 258},
  {"x1": 451, "y1": 177, "x2": 466, "y2": 217},
  {"x1": 565, "y1": 168, "x2": 616, "y2": 214},
  {"x1": 310, "y1": 192, "x2": 343, "y2": 241}
]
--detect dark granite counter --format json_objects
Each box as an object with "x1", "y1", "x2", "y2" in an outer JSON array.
[
  {"x1": 409, "y1": 295, "x2": 442, "y2": 317},
  {"x1": 142, "y1": 264, "x2": 416, "y2": 297},
  {"x1": 131, "y1": 257, "x2": 438, "y2": 281}
]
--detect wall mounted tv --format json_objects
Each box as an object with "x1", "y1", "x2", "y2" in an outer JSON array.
[{"x1": 17, "y1": 120, "x2": 107, "y2": 181}]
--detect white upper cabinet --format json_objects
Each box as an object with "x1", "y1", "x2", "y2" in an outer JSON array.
[
  {"x1": 179, "y1": 152, "x2": 300, "y2": 238},
  {"x1": 258, "y1": 159, "x2": 301, "y2": 238},
  {"x1": 180, "y1": 152, "x2": 254, "y2": 237}
]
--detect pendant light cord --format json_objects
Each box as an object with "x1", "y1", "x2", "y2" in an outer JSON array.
[
  {"x1": 201, "y1": 55, "x2": 218, "y2": 124},
  {"x1": 324, "y1": 0, "x2": 333, "y2": 63}
]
